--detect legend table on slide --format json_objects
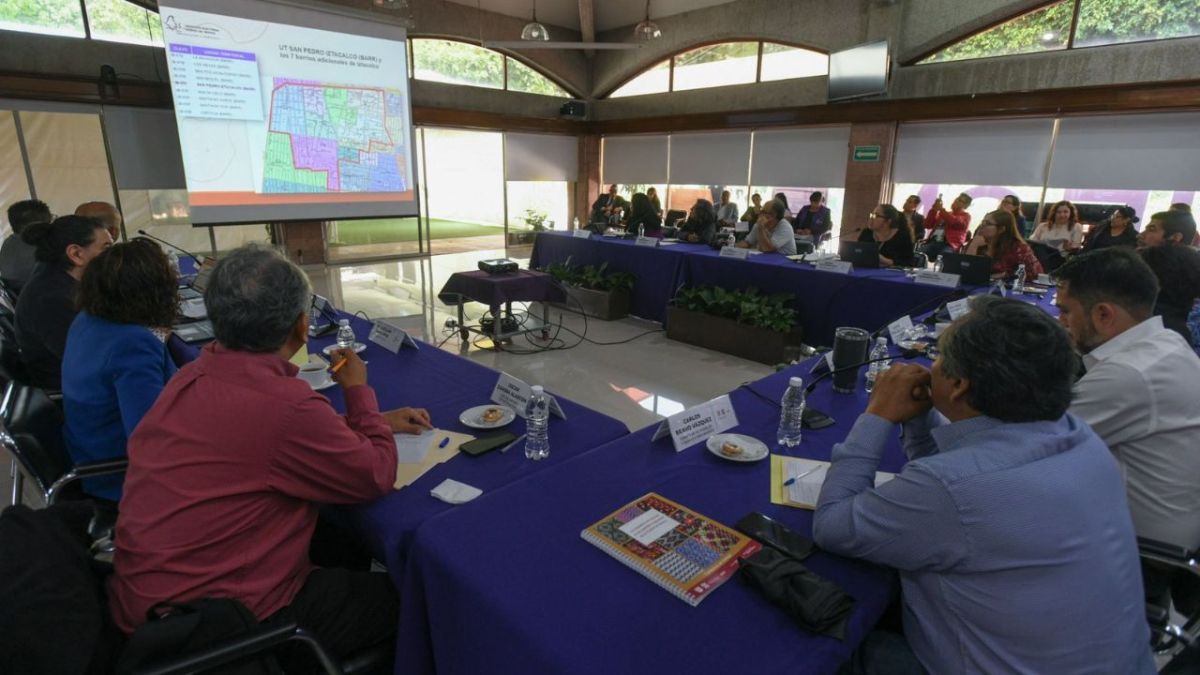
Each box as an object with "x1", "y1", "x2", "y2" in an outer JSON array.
[{"x1": 167, "y1": 43, "x2": 264, "y2": 121}]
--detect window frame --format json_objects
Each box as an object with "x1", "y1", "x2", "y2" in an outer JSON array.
[
  {"x1": 909, "y1": 0, "x2": 1200, "y2": 66},
  {"x1": 407, "y1": 35, "x2": 578, "y2": 99},
  {"x1": 603, "y1": 38, "x2": 829, "y2": 99}
]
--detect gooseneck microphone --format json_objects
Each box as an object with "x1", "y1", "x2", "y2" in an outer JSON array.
[
  {"x1": 870, "y1": 287, "x2": 968, "y2": 339},
  {"x1": 804, "y1": 351, "x2": 920, "y2": 395},
  {"x1": 136, "y1": 229, "x2": 204, "y2": 266}
]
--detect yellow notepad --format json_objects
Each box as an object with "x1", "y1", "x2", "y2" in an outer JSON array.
[{"x1": 769, "y1": 455, "x2": 895, "y2": 510}]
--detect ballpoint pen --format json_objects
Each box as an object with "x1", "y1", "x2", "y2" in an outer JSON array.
[
  {"x1": 783, "y1": 465, "x2": 824, "y2": 486},
  {"x1": 499, "y1": 434, "x2": 526, "y2": 454}
]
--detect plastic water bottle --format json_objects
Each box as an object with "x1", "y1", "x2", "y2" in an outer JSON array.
[
  {"x1": 637, "y1": 223, "x2": 645, "y2": 238},
  {"x1": 573, "y1": 216, "x2": 580, "y2": 231},
  {"x1": 1013, "y1": 263, "x2": 1027, "y2": 294},
  {"x1": 524, "y1": 385, "x2": 550, "y2": 460},
  {"x1": 167, "y1": 251, "x2": 180, "y2": 277},
  {"x1": 865, "y1": 337, "x2": 891, "y2": 393},
  {"x1": 776, "y1": 377, "x2": 805, "y2": 448},
  {"x1": 335, "y1": 319, "x2": 356, "y2": 349},
  {"x1": 933, "y1": 255, "x2": 943, "y2": 273}
]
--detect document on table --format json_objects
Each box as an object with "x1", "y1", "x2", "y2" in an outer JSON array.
[
  {"x1": 393, "y1": 429, "x2": 476, "y2": 489},
  {"x1": 770, "y1": 456, "x2": 895, "y2": 510},
  {"x1": 394, "y1": 430, "x2": 437, "y2": 464}
]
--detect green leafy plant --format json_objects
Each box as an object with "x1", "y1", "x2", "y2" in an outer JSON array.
[
  {"x1": 521, "y1": 209, "x2": 550, "y2": 232},
  {"x1": 673, "y1": 285, "x2": 797, "y2": 333},
  {"x1": 539, "y1": 260, "x2": 635, "y2": 293}
]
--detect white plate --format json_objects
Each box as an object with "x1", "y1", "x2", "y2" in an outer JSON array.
[
  {"x1": 706, "y1": 433, "x2": 769, "y2": 463},
  {"x1": 322, "y1": 342, "x2": 367, "y2": 355},
  {"x1": 459, "y1": 404, "x2": 516, "y2": 429}
]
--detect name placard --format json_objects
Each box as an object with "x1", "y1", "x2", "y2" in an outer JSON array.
[
  {"x1": 947, "y1": 297, "x2": 971, "y2": 320},
  {"x1": 719, "y1": 246, "x2": 750, "y2": 260},
  {"x1": 368, "y1": 319, "x2": 419, "y2": 354},
  {"x1": 814, "y1": 259, "x2": 853, "y2": 275},
  {"x1": 887, "y1": 316, "x2": 914, "y2": 344},
  {"x1": 490, "y1": 372, "x2": 566, "y2": 420},
  {"x1": 572, "y1": 229, "x2": 592, "y2": 239},
  {"x1": 735, "y1": 221, "x2": 751, "y2": 233},
  {"x1": 635, "y1": 236, "x2": 659, "y2": 248},
  {"x1": 652, "y1": 395, "x2": 738, "y2": 452},
  {"x1": 914, "y1": 270, "x2": 960, "y2": 288}
]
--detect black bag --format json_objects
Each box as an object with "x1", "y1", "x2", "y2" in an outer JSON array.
[
  {"x1": 116, "y1": 598, "x2": 282, "y2": 675},
  {"x1": 739, "y1": 546, "x2": 856, "y2": 640}
]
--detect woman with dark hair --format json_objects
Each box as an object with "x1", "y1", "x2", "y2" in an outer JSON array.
[
  {"x1": 858, "y1": 204, "x2": 916, "y2": 267},
  {"x1": 965, "y1": 210, "x2": 1043, "y2": 280},
  {"x1": 1000, "y1": 194, "x2": 1031, "y2": 238},
  {"x1": 795, "y1": 191, "x2": 832, "y2": 240},
  {"x1": 625, "y1": 192, "x2": 663, "y2": 237},
  {"x1": 677, "y1": 198, "x2": 717, "y2": 245},
  {"x1": 14, "y1": 215, "x2": 113, "y2": 389},
  {"x1": 1031, "y1": 200, "x2": 1083, "y2": 253},
  {"x1": 62, "y1": 238, "x2": 178, "y2": 500},
  {"x1": 646, "y1": 187, "x2": 663, "y2": 217},
  {"x1": 773, "y1": 192, "x2": 794, "y2": 220}
]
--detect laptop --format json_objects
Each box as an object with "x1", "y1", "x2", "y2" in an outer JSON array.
[
  {"x1": 174, "y1": 319, "x2": 215, "y2": 344},
  {"x1": 838, "y1": 241, "x2": 880, "y2": 269},
  {"x1": 940, "y1": 253, "x2": 993, "y2": 286}
]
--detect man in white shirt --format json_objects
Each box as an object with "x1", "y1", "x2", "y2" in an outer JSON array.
[
  {"x1": 736, "y1": 199, "x2": 795, "y2": 255},
  {"x1": 1053, "y1": 247, "x2": 1200, "y2": 611},
  {"x1": 715, "y1": 190, "x2": 739, "y2": 228}
]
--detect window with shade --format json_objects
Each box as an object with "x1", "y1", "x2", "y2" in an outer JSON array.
[
  {"x1": 608, "y1": 40, "x2": 828, "y2": 98},
  {"x1": 0, "y1": 0, "x2": 162, "y2": 45},
  {"x1": 916, "y1": 0, "x2": 1200, "y2": 65},
  {"x1": 409, "y1": 38, "x2": 571, "y2": 98}
]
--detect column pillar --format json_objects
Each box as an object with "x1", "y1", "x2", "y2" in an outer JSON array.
[
  {"x1": 276, "y1": 221, "x2": 327, "y2": 266},
  {"x1": 575, "y1": 134, "x2": 601, "y2": 229},
  {"x1": 839, "y1": 122, "x2": 897, "y2": 241}
]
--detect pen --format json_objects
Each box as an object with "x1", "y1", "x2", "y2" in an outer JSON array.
[
  {"x1": 499, "y1": 434, "x2": 526, "y2": 454},
  {"x1": 783, "y1": 465, "x2": 823, "y2": 486},
  {"x1": 438, "y1": 436, "x2": 450, "y2": 449},
  {"x1": 330, "y1": 356, "x2": 348, "y2": 373}
]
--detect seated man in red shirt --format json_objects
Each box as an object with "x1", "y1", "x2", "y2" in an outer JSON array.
[
  {"x1": 919, "y1": 192, "x2": 973, "y2": 263},
  {"x1": 108, "y1": 245, "x2": 430, "y2": 670}
]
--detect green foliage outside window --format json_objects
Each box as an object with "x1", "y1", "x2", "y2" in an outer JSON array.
[
  {"x1": 411, "y1": 38, "x2": 568, "y2": 98},
  {"x1": 86, "y1": 0, "x2": 162, "y2": 45},
  {"x1": 921, "y1": 1, "x2": 1072, "y2": 63},
  {"x1": 0, "y1": 0, "x2": 86, "y2": 37},
  {"x1": 507, "y1": 57, "x2": 569, "y2": 97}
]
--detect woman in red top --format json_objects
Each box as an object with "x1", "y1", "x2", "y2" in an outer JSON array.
[{"x1": 964, "y1": 210, "x2": 1043, "y2": 280}]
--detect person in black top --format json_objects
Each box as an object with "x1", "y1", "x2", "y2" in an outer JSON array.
[
  {"x1": 15, "y1": 215, "x2": 113, "y2": 390},
  {"x1": 0, "y1": 199, "x2": 52, "y2": 295},
  {"x1": 794, "y1": 191, "x2": 832, "y2": 240},
  {"x1": 1139, "y1": 244, "x2": 1200, "y2": 344},
  {"x1": 1084, "y1": 206, "x2": 1139, "y2": 251},
  {"x1": 590, "y1": 185, "x2": 625, "y2": 226},
  {"x1": 677, "y1": 199, "x2": 717, "y2": 245},
  {"x1": 858, "y1": 204, "x2": 916, "y2": 268},
  {"x1": 902, "y1": 195, "x2": 925, "y2": 241},
  {"x1": 624, "y1": 192, "x2": 663, "y2": 237}
]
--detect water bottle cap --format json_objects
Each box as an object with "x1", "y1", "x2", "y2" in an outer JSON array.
[
  {"x1": 877, "y1": 337, "x2": 888, "y2": 345},
  {"x1": 531, "y1": 385, "x2": 544, "y2": 394},
  {"x1": 789, "y1": 376, "x2": 803, "y2": 387},
  {"x1": 338, "y1": 319, "x2": 349, "y2": 326}
]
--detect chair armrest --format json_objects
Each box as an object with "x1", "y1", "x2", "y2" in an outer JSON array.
[
  {"x1": 46, "y1": 459, "x2": 129, "y2": 504},
  {"x1": 1138, "y1": 537, "x2": 1200, "y2": 577},
  {"x1": 132, "y1": 623, "x2": 343, "y2": 675}
]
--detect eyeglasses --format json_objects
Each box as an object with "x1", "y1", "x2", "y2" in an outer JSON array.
[{"x1": 869, "y1": 212, "x2": 884, "y2": 219}]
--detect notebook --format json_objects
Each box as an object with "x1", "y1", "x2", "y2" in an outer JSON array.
[
  {"x1": 770, "y1": 456, "x2": 895, "y2": 510},
  {"x1": 581, "y1": 493, "x2": 762, "y2": 607}
]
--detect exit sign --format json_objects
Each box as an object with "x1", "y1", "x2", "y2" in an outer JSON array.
[{"x1": 853, "y1": 145, "x2": 881, "y2": 162}]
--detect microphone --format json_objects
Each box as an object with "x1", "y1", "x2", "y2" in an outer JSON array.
[
  {"x1": 866, "y1": 287, "x2": 968, "y2": 338},
  {"x1": 136, "y1": 230, "x2": 204, "y2": 266},
  {"x1": 797, "y1": 349, "x2": 922, "y2": 429}
]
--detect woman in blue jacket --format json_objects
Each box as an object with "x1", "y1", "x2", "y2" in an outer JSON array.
[{"x1": 62, "y1": 238, "x2": 178, "y2": 501}]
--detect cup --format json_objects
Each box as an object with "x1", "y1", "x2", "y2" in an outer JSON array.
[
  {"x1": 831, "y1": 327, "x2": 870, "y2": 394},
  {"x1": 298, "y1": 361, "x2": 328, "y2": 388}
]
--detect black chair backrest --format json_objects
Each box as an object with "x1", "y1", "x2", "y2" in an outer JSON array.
[
  {"x1": 665, "y1": 209, "x2": 687, "y2": 227},
  {"x1": 0, "y1": 311, "x2": 25, "y2": 385},
  {"x1": 1, "y1": 381, "x2": 70, "y2": 497},
  {"x1": 1028, "y1": 240, "x2": 1066, "y2": 274}
]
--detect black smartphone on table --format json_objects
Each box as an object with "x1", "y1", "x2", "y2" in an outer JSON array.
[
  {"x1": 735, "y1": 512, "x2": 815, "y2": 561},
  {"x1": 460, "y1": 432, "x2": 518, "y2": 457}
]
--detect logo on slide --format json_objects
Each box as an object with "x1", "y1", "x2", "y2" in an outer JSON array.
[{"x1": 164, "y1": 15, "x2": 179, "y2": 31}]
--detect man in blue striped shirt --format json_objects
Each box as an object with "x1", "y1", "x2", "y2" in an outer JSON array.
[{"x1": 815, "y1": 297, "x2": 1153, "y2": 674}]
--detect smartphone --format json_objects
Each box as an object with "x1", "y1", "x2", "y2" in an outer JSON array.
[
  {"x1": 735, "y1": 512, "x2": 815, "y2": 561},
  {"x1": 460, "y1": 432, "x2": 517, "y2": 457}
]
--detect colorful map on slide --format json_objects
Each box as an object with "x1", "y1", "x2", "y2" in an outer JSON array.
[{"x1": 263, "y1": 79, "x2": 410, "y2": 194}]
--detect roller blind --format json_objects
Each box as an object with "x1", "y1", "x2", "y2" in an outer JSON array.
[
  {"x1": 1049, "y1": 113, "x2": 1200, "y2": 190},
  {"x1": 504, "y1": 132, "x2": 578, "y2": 181},
  {"x1": 893, "y1": 118, "x2": 1054, "y2": 187},
  {"x1": 751, "y1": 126, "x2": 850, "y2": 187},
  {"x1": 102, "y1": 107, "x2": 187, "y2": 190},
  {"x1": 602, "y1": 134, "x2": 668, "y2": 184},
  {"x1": 668, "y1": 131, "x2": 751, "y2": 185}
]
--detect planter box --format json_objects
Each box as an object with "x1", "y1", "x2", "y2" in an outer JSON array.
[
  {"x1": 665, "y1": 306, "x2": 804, "y2": 365},
  {"x1": 553, "y1": 285, "x2": 631, "y2": 321}
]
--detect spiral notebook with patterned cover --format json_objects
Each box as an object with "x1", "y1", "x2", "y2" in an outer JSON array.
[{"x1": 580, "y1": 493, "x2": 762, "y2": 607}]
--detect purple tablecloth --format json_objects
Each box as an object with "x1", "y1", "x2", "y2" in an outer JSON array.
[
  {"x1": 394, "y1": 357, "x2": 916, "y2": 675},
  {"x1": 437, "y1": 269, "x2": 566, "y2": 314}
]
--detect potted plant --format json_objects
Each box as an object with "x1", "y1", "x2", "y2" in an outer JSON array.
[
  {"x1": 542, "y1": 260, "x2": 635, "y2": 320},
  {"x1": 507, "y1": 209, "x2": 550, "y2": 246},
  {"x1": 665, "y1": 286, "x2": 804, "y2": 364}
]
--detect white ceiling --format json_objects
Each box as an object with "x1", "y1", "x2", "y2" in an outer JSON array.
[{"x1": 441, "y1": 0, "x2": 740, "y2": 32}]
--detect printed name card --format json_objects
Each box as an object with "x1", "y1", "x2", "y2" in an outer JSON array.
[
  {"x1": 914, "y1": 270, "x2": 960, "y2": 288},
  {"x1": 490, "y1": 372, "x2": 566, "y2": 420},
  {"x1": 946, "y1": 297, "x2": 971, "y2": 320},
  {"x1": 887, "y1": 316, "x2": 914, "y2": 344},
  {"x1": 573, "y1": 229, "x2": 592, "y2": 239},
  {"x1": 814, "y1": 259, "x2": 853, "y2": 275},
  {"x1": 652, "y1": 394, "x2": 739, "y2": 452},
  {"x1": 735, "y1": 221, "x2": 751, "y2": 233},
  {"x1": 368, "y1": 319, "x2": 419, "y2": 353},
  {"x1": 719, "y1": 246, "x2": 750, "y2": 260},
  {"x1": 635, "y1": 236, "x2": 659, "y2": 248}
]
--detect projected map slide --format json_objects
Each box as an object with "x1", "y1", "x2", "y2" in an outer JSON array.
[{"x1": 158, "y1": 5, "x2": 414, "y2": 223}]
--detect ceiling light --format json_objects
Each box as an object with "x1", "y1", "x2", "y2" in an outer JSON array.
[
  {"x1": 634, "y1": 0, "x2": 662, "y2": 41},
  {"x1": 521, "y1": 1, "x2": 550, "y2": 41}
]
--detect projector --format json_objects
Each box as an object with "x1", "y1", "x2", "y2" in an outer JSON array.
[{"x1": 478, "y1": 258, "x2": 519, "y2": 274}]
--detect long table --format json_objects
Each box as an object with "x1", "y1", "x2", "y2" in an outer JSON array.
[
  {"x1": 394, "y1": 357, "x2": 910, "y2": 675},
  {"x1": 168, "y1": 314, "x2": 630, "y2": 585},
  {"x1": 530, "y1": 232, "x2": 951, "y2": 346}
]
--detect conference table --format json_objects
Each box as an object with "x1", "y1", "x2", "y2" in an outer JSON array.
[
  {"x1": 168, "y1": 313, "x2": 631, "y2": 584},
  {"x1": 530, "y1": 232, "x2": 952, "y2": 346}
]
